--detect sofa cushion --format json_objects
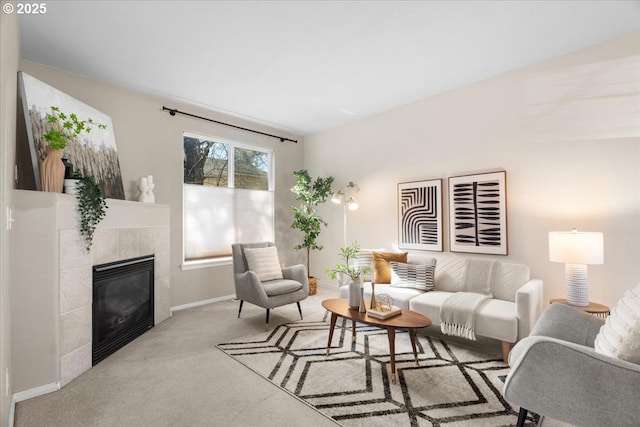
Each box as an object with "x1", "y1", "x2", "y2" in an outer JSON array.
[
  {"x1": 390, "y1": 261, "x2": 436, "y2": 291},
  {"x1": 262, "y1": 279, "x2": 303, "y2": 296},
  {"x1": 460, "y1": 259, "x2": 495, "y2": 296},
  {"x1": 433, "y1": 257, "x2": 464, "y2": 292},
  {"x1": 410, "y1": 291, "x2": 518, "y2": 342},
  {"x1": 243, "y1": 246, "x2": 283, "y2": 281},
  {"x1": 373, "y1": 252, "x2": 407, "y2": 284},
  {"x1": 594, "y1": 284, "x2": 640, "y2": 364},
  {"x1": 493, "y1": 262, "x2": 530, "y2": 302}
]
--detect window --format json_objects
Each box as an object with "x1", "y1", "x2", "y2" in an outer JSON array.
[{"x1": 183, "y1": 132, "x2": 274, "y2": 263}]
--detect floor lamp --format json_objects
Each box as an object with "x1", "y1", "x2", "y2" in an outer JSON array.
[
  {"x1": 331, "y1": 181, "x2": 359, "y2": 247},
  {"x1": 549, "y1": 229, "x2": 604, "y2": 306}
]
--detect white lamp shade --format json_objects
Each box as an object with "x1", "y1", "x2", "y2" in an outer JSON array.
[
  {"x1": 549, "y1": 230, "x2": 604, "y2": 265},
  {"x1": 331, "y1": 191, "x2": 344, "y2": 204}
]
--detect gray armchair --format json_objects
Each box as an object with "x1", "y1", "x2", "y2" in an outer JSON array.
[
  {"x1": 503, "y1": 302, "x2": 640, "y2": 427},
  {"x1": 231, "y1": 242, "x2": 309, "y2": 330}
]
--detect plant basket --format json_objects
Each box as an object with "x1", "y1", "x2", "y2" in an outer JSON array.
[{"x1": 308, "y1": 276, "x2": 318, "y2": 295}]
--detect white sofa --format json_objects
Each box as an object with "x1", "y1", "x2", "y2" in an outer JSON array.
[{"x1": 338, "y1": 253, "x2": 544, "y2": 362}]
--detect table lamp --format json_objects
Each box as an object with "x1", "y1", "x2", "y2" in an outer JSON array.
[{"x1": 549, "y1": 229, "x2": 603, "y2": 306}]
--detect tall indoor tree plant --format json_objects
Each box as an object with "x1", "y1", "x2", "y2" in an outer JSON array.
[{"x1": 290, "y1": 169, "x2": 334, "y2": 295}]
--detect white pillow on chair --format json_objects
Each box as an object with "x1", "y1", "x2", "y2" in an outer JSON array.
[
  {"x1": 244, "y1": 246, "x2": 283, "y2": 282},
  {"x1": 594, "y1": 284, "x2": 640, "y2": 364}
]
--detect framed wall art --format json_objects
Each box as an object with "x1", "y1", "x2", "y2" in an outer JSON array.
[
  {"x1": 448, "y1": 171, "x2": 507, "y2": 255},
  {"x1": 398, "y1": 179, "x2": 443, "y2": 252},
  {"x1": 18, "y1": 71, "x2": 125, "y2": 199}
]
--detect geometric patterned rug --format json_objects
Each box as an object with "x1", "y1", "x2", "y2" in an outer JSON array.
[{"x1": 217, "y1": 316, "x2": 539, "y2": 426}]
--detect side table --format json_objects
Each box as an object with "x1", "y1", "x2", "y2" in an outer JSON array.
[{"x1": 549, "y1": 298, "x2": 610, "y2": 318}]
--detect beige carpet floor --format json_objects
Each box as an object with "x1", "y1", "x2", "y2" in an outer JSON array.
[{"x1": 14, "y1": 285, "x2": 567, "y2": 427}]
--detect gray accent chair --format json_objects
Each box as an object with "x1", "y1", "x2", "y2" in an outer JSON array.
[
  {"x1": 503, "y1": 302, "x2": 640, "y2": 427},
  {"x1": 231, "y1": 242, "x2": 308, "y2": 330}
]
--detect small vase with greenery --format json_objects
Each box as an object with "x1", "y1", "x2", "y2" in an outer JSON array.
[
  {"x1": 290, "y1": 169, "x2": 334, "y2": 294},
  {"x1": 326, "y1": 242, "x2": 369, "y2": 309},
  {"x1": 40, "y1": 106, "x2": 106, "y2": 193},
  {"x1": 76, "y1": 173, "x2": 108, "y2": 252},
  {"x1": 325, "y1": 242, "x2": 370, "y2": 283}
]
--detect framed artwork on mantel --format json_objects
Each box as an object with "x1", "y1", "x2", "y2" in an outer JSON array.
[
  {"x1": 18, "y1": 71, "x2": 125, "y2": 199},
  {"x1": 448, "y1": 171, "x2": 507, "y2": 255},
  {"x1": 398, "y1": 179, "x2": 443, "y2": 252}
]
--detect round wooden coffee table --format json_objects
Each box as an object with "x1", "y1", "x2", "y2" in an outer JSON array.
[{"x1": 321, "y1": 298, "x2": 432, "y2": 384}]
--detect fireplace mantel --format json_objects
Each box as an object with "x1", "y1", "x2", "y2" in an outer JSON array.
[{"x1": 10, "y1": 190, "x2": 171, "y2": 394}]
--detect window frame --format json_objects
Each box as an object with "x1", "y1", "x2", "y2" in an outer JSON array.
[{"x1": 181, "y1": 131, "x2": 275, "y2": 269}]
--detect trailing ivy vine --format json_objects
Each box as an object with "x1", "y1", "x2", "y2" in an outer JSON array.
[{"x1": 76, "y1": 176, "x2": 108, "y2": 251}]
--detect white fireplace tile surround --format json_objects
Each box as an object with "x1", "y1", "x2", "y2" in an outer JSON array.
[
  {"x1": 12, "y1": 190, "x2": 171, "y2": 391},
  {"x1": 58, "y1": 225, "x2": 171, "y2": 386},
  {"x1": 60, "y1": 344, "x2": 91, "y2": 388}
]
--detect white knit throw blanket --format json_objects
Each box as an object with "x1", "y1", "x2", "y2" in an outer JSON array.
[
  {"x1": 440, "y1": 259, "x2": 495, "y2": 340},
  {"x1": 440, "y1": 292, "x2": 490, "y2": 340}
]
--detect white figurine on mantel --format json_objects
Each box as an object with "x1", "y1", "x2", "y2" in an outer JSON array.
[{"x1": 138, "y1": 175, "x2": 155, "y2": 203}]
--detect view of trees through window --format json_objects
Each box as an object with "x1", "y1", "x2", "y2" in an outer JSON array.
[{"x1": 183, "y1": 135, "x2": 270, "y2": 190}]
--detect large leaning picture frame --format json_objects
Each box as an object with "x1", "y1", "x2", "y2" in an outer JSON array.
[
  {"x1": 448, "y1": 171, "x2": 507, "y2": 255},
  {"x1": 398, "y1": 179, "x2": 443, "y2": 252},
  {"x1": 18, "y1": 71, "x2": 125, "y2": 199}
]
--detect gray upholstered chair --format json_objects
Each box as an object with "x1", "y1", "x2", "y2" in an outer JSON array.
[
  {"x1": 503, "y1": 302, "x2": 640, "y2": 427},
  {"x1": 231, "y1": 242, "x2": 308, "y2": 330}
]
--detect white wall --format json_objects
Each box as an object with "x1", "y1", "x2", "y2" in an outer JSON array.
[
  {"x1": 0, "y1": 2, "x2": 19, "y2": 425},
  {"x1": 305, "y1": 33, "x2": 640, "y2": 308},
  {"x1": 18, "y1": 61, "x2": 306, "y2": 308}
]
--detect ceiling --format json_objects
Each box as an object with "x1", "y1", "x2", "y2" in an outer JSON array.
[{"x1": 19, "y1": 1, "x2": 640, "y2": 136}]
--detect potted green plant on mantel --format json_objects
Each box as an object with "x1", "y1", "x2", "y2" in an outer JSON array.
[
  {"x1": 325, "y1": 242, "x2": 370, "y2": 309},
  {"x1": 41, "y1": 105, "x2": 106, "y2": 193},
  {"x1": 290, "y1": 169, "x2": 334, "y2": 295}
]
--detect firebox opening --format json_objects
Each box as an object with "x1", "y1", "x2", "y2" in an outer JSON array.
[{"x1": 92, "y1": 255, "x2": 154, "y2": 365}]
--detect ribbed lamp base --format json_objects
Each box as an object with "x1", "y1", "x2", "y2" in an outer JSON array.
[{"x1": 565, "y1": 263, "x2": 589, "y2": 306}]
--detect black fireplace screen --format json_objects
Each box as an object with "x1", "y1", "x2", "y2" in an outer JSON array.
[{"x1": 93, "y1": 255, "x2": 154, "y2": 365}]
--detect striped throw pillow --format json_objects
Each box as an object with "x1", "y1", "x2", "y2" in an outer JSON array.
[
  {"x1": 243, "y1": 246, "x2": 283, "y2": 282},
  {"x1": 390, "y1": 261, "x2": 436, "y2": 291}
]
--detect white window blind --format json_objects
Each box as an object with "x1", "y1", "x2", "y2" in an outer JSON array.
[
  {"x1": 183, "y1": 185, "x2": 274, "y2": 260},
  {"x1": 182, "y1": 132, "x2": 274, "y2": 262}
]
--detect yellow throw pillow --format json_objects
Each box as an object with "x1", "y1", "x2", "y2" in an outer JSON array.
[{"x1": 372, "y1": 252, "x2": 408, "y2": 284}]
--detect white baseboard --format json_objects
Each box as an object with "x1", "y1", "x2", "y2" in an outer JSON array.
[
  {"x1": 8, "y1": 396, "x2": 15, "y2": 427},
  {"x1": 170, "y1": 284, "x2": 336, "y2": 314},
  {"x1": 170, "y1": 294, "x2": 235, "y2": 312},
  {"x1": 13, "y1": 381, "x2": 60, "y2": 403},
  {"x1": 8, "y1": 381, "x2": 61, "y2": 425}
]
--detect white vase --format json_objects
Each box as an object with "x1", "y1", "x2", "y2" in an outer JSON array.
[{"x1": 347, "y1": 277, "x2": 362, "y2": 309}]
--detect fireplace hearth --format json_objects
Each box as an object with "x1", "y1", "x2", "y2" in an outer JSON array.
[{"x1": 93, "y1": 255, "x2": 155, "y2": 365}]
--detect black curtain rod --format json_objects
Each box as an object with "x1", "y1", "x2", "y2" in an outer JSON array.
[{"x1": 162, "y1": 106, "x2": 297, "y2": 143}]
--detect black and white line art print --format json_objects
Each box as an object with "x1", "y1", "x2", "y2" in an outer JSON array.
[
  {"x1": 449, "y1": 171, "x2": 507, "y2": 255},
  {"x1": 398, "y1": 179, "x2": 443, "y2": 252}
]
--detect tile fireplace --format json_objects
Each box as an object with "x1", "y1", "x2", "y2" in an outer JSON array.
[{"x1": 11, "y1": 190, "x2": 171, "y2": 394}]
